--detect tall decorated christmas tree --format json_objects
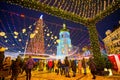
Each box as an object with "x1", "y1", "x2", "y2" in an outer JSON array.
[{"x1": 26, "y1": 15, "x2": 45, "y2": 55}]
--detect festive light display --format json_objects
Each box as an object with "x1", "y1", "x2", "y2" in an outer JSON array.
[
  {"x1": 0, "y1": 0, "x2": 119, "y2": 71},
  {"x1": 3, "y1": 0, "x2": 120, "y2": 25},
  {"x1": 26, "y1": 15, "x2": 45, "y2": 54},
  {"x1": 0, "y1": 9, "x2": 90, "y2": 54},
  {"x1": 57, "y1": 24, "x2": 72, "y2": 57}
]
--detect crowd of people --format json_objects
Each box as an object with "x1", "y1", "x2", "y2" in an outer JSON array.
[{"x1": 0, "y1": 47, "x2": 97, "y2": 80}]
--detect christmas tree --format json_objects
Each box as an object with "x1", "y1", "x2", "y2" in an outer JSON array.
[{"x1": 26, "y1": 15, "x2": 45, "y2": 55}]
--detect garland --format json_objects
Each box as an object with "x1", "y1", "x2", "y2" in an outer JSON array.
[
  {"x1": 1, "y1": 0, "x2": 119, "y2": 25},
  {"x1": 4, "y1": 0, "x2": 87, "y2": 25}
]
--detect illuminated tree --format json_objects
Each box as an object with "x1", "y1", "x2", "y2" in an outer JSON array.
[{"x1": 26, "y1": 15, "x2": 45, "y2": 54}]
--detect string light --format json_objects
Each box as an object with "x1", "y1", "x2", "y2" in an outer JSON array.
[
  {"x1": 14, "y1": 36, "x2": 18, "y2": 38},
  {"x1": 0, "y1": 32, "x2": 5, "y2": 36},
  {"x1": 14, "y1": 31, "x2": 19, "y2": 35},
  {"x1": 22, "y1": 28, "x2": 26, "y2": 33}
]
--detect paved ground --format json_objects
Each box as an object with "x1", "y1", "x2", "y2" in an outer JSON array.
[{"x1": 5, "y1": 70, "x2": 120, "y2": 80}]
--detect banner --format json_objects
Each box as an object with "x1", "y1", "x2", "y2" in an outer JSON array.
[{"x1": 108, "y1": 55, "x2": 118, "y2": 71}]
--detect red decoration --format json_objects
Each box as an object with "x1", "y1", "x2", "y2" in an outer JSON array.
[{"x1": 108, "y1": 55, "x2": 118, "y2": 71}]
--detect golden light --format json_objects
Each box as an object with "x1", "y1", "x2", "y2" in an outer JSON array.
[
  {"x1": 47, "y1": 33, "x2": 50, "y2": 36},
  {"x1": 0, "y1": 32, "x2": 5, "y2": 36},
  {"x1": 48, "y1": 44, "x2": 50, "y2": 47},
  {"x1": 56, "y1": 39, "x2": 60, "y2": 43},
  {"x1": 0, "y1": 47, "x2": 6, "y2": 52},
  {"x1": 51, "y1": 37, "x2": 54, "y2": 39},
  {"x1": 18, "y1": 39, "x2": 22, "y2": 42},
  {"x1": 54, "y1": 36, "x2": 57, "y2": 39},
  {"x1": 68, "y1": 49, "x2": 71, "y2": 51},
  {"x1": 14, "y1": 36, "x2": 18, "y2": 38},
  {"x1": 30, "y1": 33, "x2": 35, "y2": 38},
  {"x1": 22, "y1": 28, "x2": 26, "y2": 33},
  {"x1": 35, "y1": 30, "x2": 38, "y2": 34},
  {"x1": 14, "y1": 31, "x2": 19, "y2": 35},
  {"x1": 36, "y1": 27, "x2": 39, "y2": 30},
  {"x1": 82, "y1": 47, "x2": 87, "y2": 51},
  {"x1": 105, "y1": 30, "x2": 111, "y2": 36}
]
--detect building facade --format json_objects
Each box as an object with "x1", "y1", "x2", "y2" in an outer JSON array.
[
  {"x1": 103, "y1": 27, "x2": 120, "y2": 54},
  {"x1": 57, "y1": 24, "x2": 72, "y2": 56}
]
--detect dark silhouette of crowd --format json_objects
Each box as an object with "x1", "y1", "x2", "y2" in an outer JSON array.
[{"x1": 0, "y1": 46, "x2": 99, "y2": 80}]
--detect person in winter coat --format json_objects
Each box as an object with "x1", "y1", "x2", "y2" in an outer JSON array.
[
  {"x1": 88, "y1": 57, "x2": 97, "y2": 79},
  {"x1": 64, "y1": 57, "x2": 70, "y2": 77},
  {"x1": 10, "y1": 59, "x2": 21, "y2": 80},
  {"x1": 82, "y1": 58, "x2": 87, "y2": 75},
  {"x1": 71, "y1": 60, "x2": 77, "y2": 77},
  {"x1": 78, "y1": 60, "x2": 82, "y2": 74},
  {"x1": 48, "y1": 60, "x2": 53, "y2": 73},
  {"x1": 57, "y1": 59, "x2": 62, "y2": 75},
  {"x1": 25, "y1": 56, "x2": 35, "y2": 80}
]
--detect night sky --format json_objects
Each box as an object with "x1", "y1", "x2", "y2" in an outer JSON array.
[{"x1": 0, "y1": 2, "x2": 120, "y2": 55}]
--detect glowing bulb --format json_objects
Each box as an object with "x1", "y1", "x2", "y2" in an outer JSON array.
[
  {"x1": 35, "y1": 30, "x2": 38, "y2": 34},
  {"x1": 50, "y1": 31, "x2": 52, "y2": 33},
  {"x1": 22, "y1": 28, "x2": 26, "y2": 33},
  {"x1": 51, "y1": 37, "x2": 54, "y2": 39},
  {"x1": 0, "y1": 47, "x2": 6, "y2": 51},
  {"x1": 14, "y1": 36, "x2": 18, "y2": 38},
  {"x1": 29, "y1": 25, "x2": 32, "y2": 29},
  {"x1": 56, "y1": 39, "x2": 60, "y2": 43},
  {"x1": 30, "y1": 33, "x2": 35, "y2": 38},
  {"x1": 54, "y1": 36, "x2": 57, "y2": 39},
  {"x1": 14, "y1": 31, "x2": 19, "y2": 35},
  {"x1": 36, "y1": 27, "x2": 39, "y2": 30},
  {"x1": 18, "y1": 39, "x2": 22, "y2": 42},
  {"x1": 5, "y1": 47, "x2": 8, "y2": 50},
  {"x1": 48, "y1": 44, "x2": 50, "y2": 47},
  {"x1": 47, "y1": 33, "x2": 50, "y2": 36},
  {"x1": 54, "y1": 42, "x2": 56, "y2": 44},
  {"x1": 5, "y1": 40, "x2": 8, "y2": 42},
  {"x1": 12, "y1": 44, "x2": 15, "y2": 46},
  {"x1": 4, "y1": 36, "x2": 7, "y2": 38},
  {"x1": 0, "y1": 32, "x2": 5, "y2": 36}
]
